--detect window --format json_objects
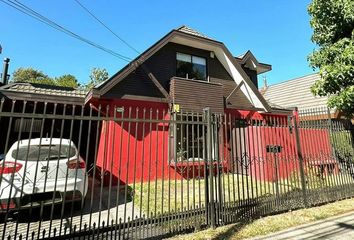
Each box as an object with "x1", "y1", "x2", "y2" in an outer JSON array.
[
  {"x1": 171, "y1": 114, "x2": 205, "y2": 162},
  {"x1": 12, "y1": 145, "x2": 77, "y2": 161},
  {"x1": 176, "y1": 52, "x2": 207, "y2": 80},
  {"x1": 170, "y1": 113, "x2": 219, "y2": 162}
]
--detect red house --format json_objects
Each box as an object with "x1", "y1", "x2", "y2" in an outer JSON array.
[{"x1": 85, "y1": 26, "x2": 331, "y2": 185}]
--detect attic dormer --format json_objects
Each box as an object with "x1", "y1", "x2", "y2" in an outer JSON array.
[{"x1": 235, "y1": 51, "x2": 271, "y2": 89}]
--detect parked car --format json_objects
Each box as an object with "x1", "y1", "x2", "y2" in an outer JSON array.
[{"x1": 0, "y1": 138, "x2": 88, "y2": 212}]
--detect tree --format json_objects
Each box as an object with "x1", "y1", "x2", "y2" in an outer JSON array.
[
  {"x1": 12, "y1": 67, "x2": 54, "y2": 85},
  {"x1": 55, "y1": 74, "x2": 79, "y2": 88},
  {"x1": 11, "y1": 67, "x2": 80, "y2": 88},
  {"x1": 85, "y1": 67, "x2": 109, "y2": 89},
  {"x1": 308, "y1": 0, "x2": 354, "y2": 117}
]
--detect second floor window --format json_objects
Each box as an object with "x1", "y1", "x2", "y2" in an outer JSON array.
[{"x1": 176, "y1": 52, "x2": 207, "y2": 80}]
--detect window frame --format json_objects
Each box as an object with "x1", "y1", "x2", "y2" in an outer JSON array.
[
  {"x1": 176, "y1": 52, "x2": 208, "y2": 81},
  {"x1": 170, "y1": 112, "x2": 206, "y2": 163}
]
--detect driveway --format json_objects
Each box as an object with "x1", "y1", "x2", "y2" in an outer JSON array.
[{"x1": 0, "y1": 177, "x2": 141, "y2": 239}]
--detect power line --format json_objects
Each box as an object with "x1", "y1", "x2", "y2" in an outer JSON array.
[
  {"x1": 74, "y1": 0, "x2": 140, "y2": 54},
  {"x1": 11, "y1": 0, "x2": 132, "y2": 61},
  {"x1": 1, "y1": 0, "x2": 132, "y2": 62}
]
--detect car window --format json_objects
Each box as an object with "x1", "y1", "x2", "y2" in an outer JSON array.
[{"x1": 11, "y1": 144, "x2": 77, "y2": 161}]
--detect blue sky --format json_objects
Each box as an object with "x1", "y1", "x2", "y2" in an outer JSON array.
[{"x1": 1, "y1": 0, "x2": 316, "y2": 87}]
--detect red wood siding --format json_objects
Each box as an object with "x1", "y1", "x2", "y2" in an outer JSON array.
[
  {"x1": 94, "y1": 100, "x2": 334, "y2": 185},
  {"x1": 95, "y1": 99, "x2": 178, "y2": 185},
  {"x1": 223, "y1": 109, "x2": 333, "y2": 181}
]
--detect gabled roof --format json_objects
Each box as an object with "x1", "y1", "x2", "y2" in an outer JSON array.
[
  {"x1": 176, "y1": 25, "x2": 214, "y2": 40},
  {"x1": 0, "y1": 82, "x2": 86, "y2": 104},
  {"x1": 89, "y1": 25, "x2": 272, "y2": 112},
  {"x1": 262, "y1": 73, "x2": 330, "y2": 111},
  {"x1": 235, "y1": 50, "x2": 272, "y2": 74}
]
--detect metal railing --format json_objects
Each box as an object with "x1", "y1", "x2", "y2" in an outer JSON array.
[{"x1": 0, "y1": 98, "x2": 353, "y2": 239}]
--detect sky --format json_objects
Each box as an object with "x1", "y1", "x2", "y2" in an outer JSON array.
[{"x1": 1, "y1": 0, "x2": 316, "y2": 87}]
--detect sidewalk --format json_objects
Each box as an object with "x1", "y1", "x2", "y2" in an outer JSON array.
[{"x1": 251, "y1": 211, "x2": 354, "y2": 240}]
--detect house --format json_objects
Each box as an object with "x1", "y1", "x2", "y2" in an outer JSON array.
[
  {"x1": 0, "y1": 27, "x2": 336, "y2": 185},
  {"x1": 261, "y1": 73, "x2": 349, "y2": 120},
  {"x1": 262, "y1": 72, "x2": 353, "y2": 131},
  {"x1": 85, "y1": 25, "x2": 307, "y2": 184}
]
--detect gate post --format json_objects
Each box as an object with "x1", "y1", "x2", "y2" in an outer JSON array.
[
  {"x1": 204, "y1": 107, "x2": 216, "y2": 228},
  {"x1": 293, "y1": 108, "x2": 308, "y2": 208}
]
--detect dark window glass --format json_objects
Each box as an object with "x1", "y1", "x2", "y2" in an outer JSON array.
[
  {"x1": 176, "y1": 53, "x2": 206, "y2": 80},
  {"x1": 174, "y1": 114, "x2": 205, "y2": 162},
  {"x1": 12, "y1": 145, "x2": 77, "y2": 161}
]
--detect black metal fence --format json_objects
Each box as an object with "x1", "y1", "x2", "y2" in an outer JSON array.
[{"x1": 0, "y1": 98, "x2": 353, "y2": 239}]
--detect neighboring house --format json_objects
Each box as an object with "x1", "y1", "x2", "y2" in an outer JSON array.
[
  {"x1": 0, "y1": 82, "x2": 86, "y2": 105},
  {"x1": 262, "y1": 73, "x2": 343, "y2": 119}
]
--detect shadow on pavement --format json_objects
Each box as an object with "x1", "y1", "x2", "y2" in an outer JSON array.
[{"x1": 0, "y1": 176, "x2": 133, "y2": 224}]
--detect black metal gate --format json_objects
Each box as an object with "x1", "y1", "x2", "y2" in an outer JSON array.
[{"x1": 0, "y1": 99, "x2": 354, "y2": 239}]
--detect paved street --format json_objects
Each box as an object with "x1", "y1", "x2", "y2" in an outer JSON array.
[
  {"x1": 0, "y1": 177, "x2": 141, "y2": 239},
  {"x1": 252, "y1": 211, "x2": 354, "y2": 240}
]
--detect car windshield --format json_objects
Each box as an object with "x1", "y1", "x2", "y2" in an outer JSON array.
[{"x1": 11, "y1": 144, "x2": 77, "y2": 161}]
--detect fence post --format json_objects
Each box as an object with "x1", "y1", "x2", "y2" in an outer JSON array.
[
  {"x1": 204, "y1": 107, "x2": 216, "y2": 228},
  {"x1": 327, "y1": 108, "x2": 339, "y2": 165},
  {"x1": 293, "y1": 108, "x2": 308, "y2": 208}
]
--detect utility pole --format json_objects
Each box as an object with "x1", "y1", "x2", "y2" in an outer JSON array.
[
  {"x1": 1, "y1": 58, "x2": 10, "y2": 85},
  {"x1": 0, "y1": 44, "x2": 10, "y2": 85}
]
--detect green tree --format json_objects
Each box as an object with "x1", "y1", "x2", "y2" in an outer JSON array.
[
  {"x1": 86, "y1": 67, "x2": 109, "y2": 89},
  {"x1": 55, "y1": 74, "x2": 79, "y2": 88},
  {"x1": 12, "y1": 67, "x2": 54, "y2": 85},
  {"x1": 11, "y1": 67, "x2": 80, "y2": 88},
  {"x1": 308, "y1": 0, "x2": 354, "y2": 117}
]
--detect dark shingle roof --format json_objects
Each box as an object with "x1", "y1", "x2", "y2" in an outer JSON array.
[
  {"x1": 0, "y1": 82, "x2": 86, "y2": 98},
  {"x1": 176, "y1": 25, "x2": 214, "y2": 40}
]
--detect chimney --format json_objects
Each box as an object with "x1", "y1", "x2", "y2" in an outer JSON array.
[
  {"x1": 262, "y1": 75, "x2": 268, "y2": 90},
  {"x1": 1, "y1": 58, "x2": 10, "y2": 85}
]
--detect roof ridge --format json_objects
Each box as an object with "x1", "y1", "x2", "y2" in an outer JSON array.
[
  {"x1": 175, "y1": 25, "x2": 188, "y2": 31},
  {"x1": 0, "y1": 82, "x2": 87, "y2": 96},
  {"x1": 236, "y1": 50, "x2": 251, "y2": 59},
  {"x1": 176, "y1": 25, "x2": 213, "y2": 40}
]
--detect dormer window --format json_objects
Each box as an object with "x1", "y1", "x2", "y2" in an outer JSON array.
[{"x1": 176, "y1": 52, "x2": 207, "y2": 80}]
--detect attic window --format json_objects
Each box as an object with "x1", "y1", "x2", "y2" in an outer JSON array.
[{"x1": 176, "y1": 52, "x2": 206, "y2": 80}]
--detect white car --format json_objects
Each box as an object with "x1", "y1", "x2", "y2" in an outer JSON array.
[{"x1": 0, "y1": 138, "x2": 88, "y2": 212}]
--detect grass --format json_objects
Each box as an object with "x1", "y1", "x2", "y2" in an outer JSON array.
[
  {"x1": 129, "y1": 170, "x2": 354, "y2": 238},
  {"x1": 131, "y1": 171, "x2": 354, "y2": 216},
  {"x1": 132, "y1": 174, "x2": 283, "y2": 216},
  {"x1": 168, "y1": 197, "x2": 354, "y2": 240}
]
